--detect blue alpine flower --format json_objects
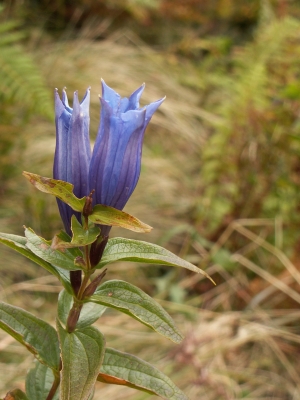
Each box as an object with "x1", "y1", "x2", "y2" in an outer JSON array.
[
  {"x1": 54, "y1": 87, "x2": 91, "y2": 235},
  {"x1": 54, "y1": 80, "x2": 164, "y2": 236}
]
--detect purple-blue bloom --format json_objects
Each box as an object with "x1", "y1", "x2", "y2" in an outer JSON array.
[
  {"x1": 54, "y1": 87, "x2": 91, "y2": 235},
  {"x1": 54, "y1": 80, "x2": 164, "y2": 236}
]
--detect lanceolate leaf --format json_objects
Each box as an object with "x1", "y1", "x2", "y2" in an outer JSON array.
[
  {"x1": 26, "y1": 363, "x2": 59, "y2": 400},
  {"x1": 98, "y1": 237, "x2": 214, "y2": 283},
  {"x1": 0, "y1": 303, "x2": 60, "y2": 370},
  {"x1": 2, "y1": 389, "x2": 29, "y2": 400},
  {"x1": 58, "y1": 290, "x2": 106, "y2": 329},
  {"x1": 22, "y1": 172, "x2": 86, "y2": 212},
  {"x1": 0, "y1": 232, "x2": 72, "y2": 293},
  {"x1": 88, "y1": 204, "x2": 152, "y2": 233},
  {"x1": 52, "y1": 216, "x2": 100, "y2": 250},
  {"x1": 89, "y1": 280, "x2": 183, "y2": 343},
  {"x1": 57, "y1": 320, "x2": 106, "y2": 400},
  {"x1": 98, "y1": 347, "x2": 189, "y2": 400},
  {"x1": 24, "y1": 227, "x2": 84, "y2": 272},
  {"x1": 0, "y1": 232, "x2": 27, "y2": 246}
]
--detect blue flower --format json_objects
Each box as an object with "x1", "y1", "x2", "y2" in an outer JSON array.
[
  {"x1": 54, "y1": 87, "x2": 91, "y2": 234},
  {"x1": 54, "y1": 80, "x2": 164, "y2": 236},
  {"x1": 89, "y1": 80, "x2": 165, "y2": 211}
]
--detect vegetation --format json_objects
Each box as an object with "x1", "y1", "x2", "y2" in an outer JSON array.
[{"x1": 1, "y1": 0, "x2": 300, "y2": 398}]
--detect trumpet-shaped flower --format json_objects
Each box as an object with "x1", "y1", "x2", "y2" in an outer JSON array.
[
  {"x1": 89, "y1": 80, "x2": 164, "y2": 211},
  {"x1": 54, "y1": 80, "x2": 164, "y2": 235},
  {"x1": 54, "y1": 87, "x2": 91, "y2": 235}
]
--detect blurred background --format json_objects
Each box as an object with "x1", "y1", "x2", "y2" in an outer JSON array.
[{"x1": 1, "y1": 0, "x2": 300, "y2": 398}]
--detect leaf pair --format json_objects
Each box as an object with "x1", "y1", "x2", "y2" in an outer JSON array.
[
  {"x1": 0, "y1": 229, "x2": 214, "y2": 298},
  {"x1": 0, "y1": 302, "x2": 188, "y2": 400},
  {"x1": 23, "y1": 172, "x2": 152, "y2": 233}
]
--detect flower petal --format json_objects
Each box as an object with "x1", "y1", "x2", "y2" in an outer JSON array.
[
  {"x1": 127, "y1": 83, "x2": 145, "y2": 110},
  {"x1": 101, "y1": 79, "x2": 121, "y2": 110},
  {"x1": 90, "y1": 84, "x2": 164, "y2": 214},
  {"x1": 89, "y1": 99, "x2": 145, "y2": 209}
]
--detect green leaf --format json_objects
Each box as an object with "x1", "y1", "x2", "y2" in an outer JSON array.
[
  {"x1": 55, "y1": 231, "x2": 84, "y2": 265},
  {"x1": 53, "y1": 216, "x2": 100, "y2": 250},
  {"x1": 2, "y1": 389, "x2": 29, "y2": 400},
  {"x1": 98, "y1": 347, "x2": 189, "y2": 400},
  {"x1": 0, "y1": 232, "x2": 27, "y2": 246},
  {"x1": 0, "y1": 232, "x2": 73, "y2": 294},
  {"x1": 53, "y1": 267, "x2": 73, "y2": 294},
  {"x1": 90, "y1": 280, "x2": 183, "y2": 343},
  {"x1": 57, "y1": 320, "x2": 106, "y2": 400},
  {"x1": 88, "y1": 204, "x2": 152, "y2": 233},
  {"x1": 26, "y1": 362, "x2": 59, "y2": 400},
  {"x1": 23, "y1": 172, "x2": 86, "y2": 212},
  {"x1": 25, "y1": 227, "x2": 84, "y2": 271},
  {"x1": 58, "y1": 290, "x2": 106, "y2": 329},
  {"x1": 0, "y1": 302, "x2": 60, "y2": 370},
  {"x1": 98, "y1": 237, "x2": 214, "y2": 284}
]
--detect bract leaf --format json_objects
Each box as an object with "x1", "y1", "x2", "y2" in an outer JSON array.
[
  {"x1": 58, "y1": 290, "x2": 106, "y2": 329},
  {"x1": 23, "y1": 171, "x2": 85, "y2": 212},
  {"x1": 25, "y1": 227, "x2": 84, "y2": 271},
  {"x1": 89, "y1": 280, "x2": 183, "y2": 343},
  {"x1": 57, "y1": 320, "x2": 106, "y2": 400},
  {"x1": 88, "y1": 204, "x2": 152, "y2": 233},
  {"x1": 0, "y1": 232, "x2": 72, "y2": 294},
  {"x1": 26, "y1": 362, "x2": 59, "y2": 400},
  {"x1": 98, "y1": 237, "x2": 215, "y2": 284},
  {"x1": 0, "y1": 302, "x2": 60, "y2": 370},
  {"x1": 3, "y1": 389, "x2": 29, "y2": 400},
  {"x1": 53, "y1": 216, "x2": 100, "y2": 250},
  {"x1": 98, "y1": 347, "x2": 189, "y2": 400}
]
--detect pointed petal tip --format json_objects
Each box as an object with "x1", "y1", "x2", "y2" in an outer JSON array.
[
  {"x1": 101, "y1": 78, "x2": 107, "y2": 90},
  {"x1": 152, "y1": 96, "x2": 166, "y2": 109},
  {"x1": 81, "y1": 87, "x2": 91, "y2": 105},
  {"x1": 157, "y1": 95, "x2": 166, "y2": 103},
  {"x1": 55, "y1": 89, "x2": 65, "y2": 116},
  {"x1": 143, "y1": 96, "x2": 165, "y2": 122},
  {"x1": 72, "y1": 91, "x2": 81, "y2": 111},
  {"x1": 61, "y1": 87, "x2": 69, "y2": 107},
  {"x1": 54, "y1": 88, "x2": 60, "y2": 99}
]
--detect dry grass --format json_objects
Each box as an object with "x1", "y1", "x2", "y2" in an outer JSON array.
[{"x1": 1, "y1": 30, "x2": 300, "y2": 400}]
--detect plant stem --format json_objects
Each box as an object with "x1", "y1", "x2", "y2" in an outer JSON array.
[
  {"x1": 46, "y1": 371, "x2": 60, "y2": 400},
  {"x1": 77, "y1": 271, "x2": 90, "y2": 299},
  {"x1": 54, "y1": 210, "x2": 104, "y2": 395},
  {"x1": 66, "y1": 242, "x2": 92, "y2": 332}
]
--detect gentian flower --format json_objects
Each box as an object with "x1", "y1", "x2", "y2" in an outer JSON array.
[
  {"x1": 54, "y1": 87, "x2": 91, "y2": 235},
  {"x1": 54, "y1": 80, "x2": 164, "y2": 236}
]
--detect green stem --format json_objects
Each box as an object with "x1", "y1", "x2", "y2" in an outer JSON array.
[
  {"x1": 58, "y1": 210, "x2": 102, "y2": 393},
  {"x1": 66, "y1": 241, "x2": 92, "y2": 332}
]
